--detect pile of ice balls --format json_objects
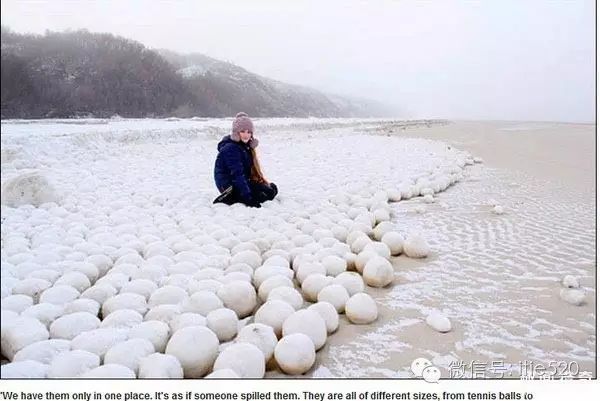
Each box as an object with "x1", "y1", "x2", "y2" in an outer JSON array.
[{"x1": 0, "y1": 164, "x2": 466, "y2": 378}]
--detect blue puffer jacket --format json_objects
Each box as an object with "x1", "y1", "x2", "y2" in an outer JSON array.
[{"x1": 214, "y1": 135, "x2": 252, "y2": 202}]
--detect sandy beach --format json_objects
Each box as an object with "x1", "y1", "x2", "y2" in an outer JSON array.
[
  {"x1": 313, "y1": 120, "x2": 596, "y2": 378},
  {"x1": 0, "y1": 118, "x2": 595, "y2": 379}
]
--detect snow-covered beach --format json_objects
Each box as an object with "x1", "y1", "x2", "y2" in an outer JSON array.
[{"x1": 0, "y1": 118, "x2": 595, "y2": 378}]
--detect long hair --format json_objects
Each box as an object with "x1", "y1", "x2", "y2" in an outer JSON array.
[{"x1": 250, "y1": 148, "x2": 268, "y2": 184}]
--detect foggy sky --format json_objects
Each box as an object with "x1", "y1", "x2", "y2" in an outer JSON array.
[{"x1": 1, "y1": 0, "x2": 595, "y2": 122}]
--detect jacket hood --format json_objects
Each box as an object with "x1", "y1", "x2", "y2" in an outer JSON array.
[
  {"x1": 218, "y1": 135, "x2": 257, "y2": 151},
  {"x1": 217, "y1": 135, "x2": 238, "y2": 152}
]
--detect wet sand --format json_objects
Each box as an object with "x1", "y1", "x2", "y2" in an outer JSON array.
[{"x1": 309, "y1": 120, "x2": 596, "y2": 379}]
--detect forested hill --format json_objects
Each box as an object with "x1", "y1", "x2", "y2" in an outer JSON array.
[{"x1": 1, "y1": 28, "x2": 392, "y2": 119}]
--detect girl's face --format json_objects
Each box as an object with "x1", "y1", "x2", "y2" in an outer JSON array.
[{"x1": 239, "y1": 130, "x2": 252, "y2": 143}]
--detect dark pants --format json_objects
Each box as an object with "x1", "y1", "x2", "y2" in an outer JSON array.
[
  {"x1": 214, "y1": 182, "x2": 278, "y2": 206},
  {"x1": 251, "y1": 182, "x2": 278, "y2": 203}
]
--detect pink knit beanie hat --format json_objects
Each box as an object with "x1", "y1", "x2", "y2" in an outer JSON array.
[{"x1": 231, "y1": 112, "x2": 258, "y2": 148}]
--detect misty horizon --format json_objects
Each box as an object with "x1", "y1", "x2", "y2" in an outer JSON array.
[{"x1": 1, "y1": 0, "x2": 595, "y2": 123}]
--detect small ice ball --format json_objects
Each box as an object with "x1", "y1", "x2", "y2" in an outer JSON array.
[
  {"x1": 165, "y1": 326, "x2": 219, "y2": 378},
  {"x1": 231, "y1": 241, "x2": 260, "y2": 256},
  {"x1": 217, "y1": 281, "x2": 257, "y2": 318},
  {"x1": 25, "y1": 269, "x2": 60, "y2": 284},
  {"x1": 80, "y1": 284, "x2": 117, "y2": 305},
  {"x1": 11, "y1": 278, "x2": 51, "y2": 301},
  {"x1": 331, "y1": 225, "x2": 349, "y2": 242},
  {"x1": 332, "y1": 272, "x2": 364, "y2": 296},
  {"x1": 351, "y1": 236, "x2": 372, "y2": 254},
  {"x1": 372, "y1": 221, "x2": 394, "y2": 241},
  {"x1": 194, "y1": 279, "x2": 223, "y2": 294},
  {"x1": 13, "y1": 339, "x2": 70, "y2": 365},
  {"x1": 363, "y1": 256, "x2": 394, "y2": 288},
  {"x1": 148, "y1": 285, "x2": 189, "y2": 307},
  {"x1": 104, "y1": 338, "x2": 155, "y2": 375},
  {"x1": 254, "y1": 300, "x2": 295, "y2": 337},
  {"x1": 236, "y1": 323, "x2": 278, "y2": 362},
  {"x1": 258, "y1": 275, "x2": 294, "y2": 302},
  {"x1": 253, "y1": 265, "x2": 294, "y2": 288},
  {"x1": 120, "y1": 279, "x2": 158, "y2": 300},
  {"x1": 426, "y1": 311, "x2": 452, "y2": 333},
  {"x1": 373, "y1": 208, "x2": 391, "y2": 224},
  {"x1": 69, "y1": 262, "x2": 99, "y2": 284},
  {"x1": 181, "y1": 291, "x2": 224, "y2": 316},
  {"x1": 47, "y1": 350, "x2": 100, "y2": 378},
  {"x1": 263, "y1": 255, "x2": 290, "y2": 268},
  {"x1": 226, "y1": 263, "x2": 254, "y2": 276},
  {"x1": 560, "y1": 288, "x2": 585, "y2": 306},
  {"x1": 79, "y1": 364, "x2": 136, "y2": 378},
  {"x1": 381, "y1": 232, "x2": 404, "y2": 256},
  {"x1": 292, "y1": 253, "x2": 316, "y2": 272},
  {"x1": 223, "y1": 270, "x2": 254, "y2": 287},
  {"x1": 1, "y1": 360, "x2": 49, "y2": 378},
  {"x1": 403, "y1": 234, "x2": 430, "y2": 258},
  {"x1": 20, "y1": 303, "x2": 64, "y2": 328},
  {"x1": 230, "y1": 250, "x2": 262, "y2": 269},
  {"x1": 70, "y1": 328, "x2": 129, "y2": 359},
  {"x1": 131, "y1": 265, "x2": 168, "y2": 283},
  {"x1": 63, "y1": 298, "x2": 100, "y2": 316},
  {"x1": 206, "y1": 308, "x2": 239, "y2": 342},
  {"x1": 2, "y1": 294, "x2": 34, "y2": 313},
  {"x1": 301, "y1": 274, "x2": 334, "y2": 302},
  {"x1": 144, "y1": 304, "x2": 181, "y2": 324},
  {"x1": 331, "y1": 242, "x2": 351, "y2": 257},
  {"x1": 102, "y1": 293, "x2": 148, "y2": 317},
  {"x1": 399, "y1": 185, "x2": 413, "y2": 199},
  {"x1": 169, "y1": 312, "x2": 207, "y2": 333},
  {"x1": 317, "y1": 284, "x2": 350, "y2": 313},
  {"x1": 346, "y1": 230, "x2": 367, "y2": 247},
  {"x1": 274, "y1": 333, "x2": 316, "y2": 375},
  {"x1": 562, "y1": 275, "x2": 580, "y2": 289},
  {"x1": 387, "y1": 189, "x2": 402, "y2": 202},
  {"x1": 138, "y1": 353, "x2": 183, "y2": 379},
  {"x1": 282, "y1": 309, "x2": 327, "y2": 350},
  {"x1": 86, "y1": 255, "x2": 113, "y2": 276},
  {"x1": 493, "y1": 205, "x2": 505, "y2": 215},
  {"x1": 296, "y1": 263, "x2": 327, "y2": 284},
  {"x1": 1, "y1": 316, "x2": 49, "y2": 360},
  {"x1": 96, "y1": 273, "x2": 132, "y2": 291},
  {"x1": 262, "y1": 250, "x2": 290, "y2": 264},
  {"x1": 49, "y1": 312, "x2": 101, "y2": 340},
  {"x1": 354, "y1": 250, "x2": 377, "y2": 274},
  {"x1": 213, "y1": 342, "x2": 265, "y2": 378},
  {"x1": 322, "y1": 255, "x2": 347, "y2": 276},
  {"x1": 363, "y1": 242, "x2": 391, "y2": 259},
  {"x1": 128, "y1": 320, "x2": 170, "y2": 352},
  {"x1": 100, "y1": 309, "x2": 143, "y2": 329},
  {"x1": 345, "y1": 293, "x2": 378, "y2": 324},
  {"x1": 293, "y1": 234, "x2": 314, "y2": 247},
  {"x1": 318, "y1": 237, "x2": 338, "y2": 249},
  {"x1": 267, "y1": 287, "x2": 304, "y2": 310},
  {"x1": 307, "y1": 302, "x2": 339, "y2": 334}
]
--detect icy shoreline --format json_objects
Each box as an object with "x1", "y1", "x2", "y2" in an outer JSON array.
[
  {"x1": 1, "y1": 118, "x2": 594, "y2": 379},
  {"x1": 1, "y1": 118, "x2": 469, "y2": 378}
]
